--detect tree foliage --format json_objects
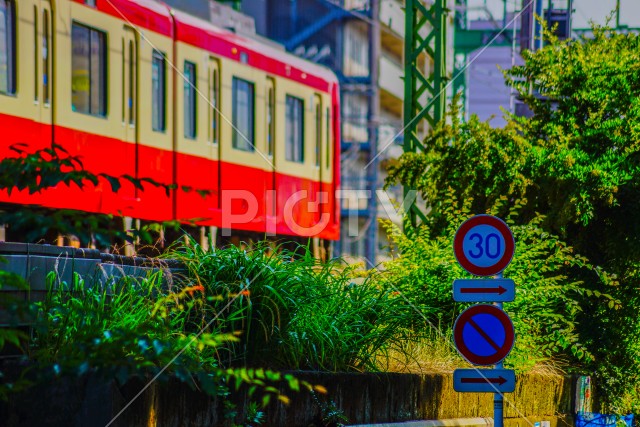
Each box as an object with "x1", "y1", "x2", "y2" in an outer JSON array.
[
  {"x1": 385, "y1": 24, "x2": 640, "y2": 412},
  {"x1": 380, "y1": 194, "x2": 619, "y2": 371},
  {"x1": 0, "y1": 143, "x2": 197, "y2": 247},
  {"x1": 1, "y1": 143, "x2": 171, "y2": 197},
  {"x1": 505, "y1": 26, "x2": 640, "y2": 265},
  {"x1": 386, "y1": 100, "x2": 532, "y2": 234}
]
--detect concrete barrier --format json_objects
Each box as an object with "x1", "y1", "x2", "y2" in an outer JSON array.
[
  {"x1": 0, "y1": 369, "x2": 577, "y2": 427},
  {"x1": 0, "y1": 242, "x2": 182, "y2": 307}
]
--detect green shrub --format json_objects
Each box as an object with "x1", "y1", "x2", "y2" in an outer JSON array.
[
  {"x1": 169, "y1": 239, "x2": 416, "y2": 371},
  {"x1": 0, "y1": 266, "x2": 314, "y2": 417},
  {"x1": 379, "y1": 195, "x2": 619, "y2": 372}
]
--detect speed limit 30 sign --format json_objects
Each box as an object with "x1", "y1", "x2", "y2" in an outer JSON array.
[{"x1": 453, "y1": 215, "x2": 515, "y2": 276}]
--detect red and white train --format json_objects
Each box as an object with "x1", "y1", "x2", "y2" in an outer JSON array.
[{"x1": 0, "y1": 0, "x2": 340, "y2": 241}]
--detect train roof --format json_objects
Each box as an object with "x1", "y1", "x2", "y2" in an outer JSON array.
[
  {"x1": 90, "y1": 0, "x2": 338, "y2": 92},
  {"x1": 98, "y1": 0, "x2": 174, "y2": 36},
  {"x1": 170, "y1": 6, "x2": 339, "y2": 92}
]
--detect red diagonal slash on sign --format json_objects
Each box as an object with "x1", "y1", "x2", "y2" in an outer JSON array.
[
  {"x1": 460, "y1": 376, "x2": 509, "y2": 386},
  {"x1": 460, "y1": 286, "x2": 508, "y2": 295},
  {"x1": 453, "y1": 304, "x2": 515, "y2": 365}
]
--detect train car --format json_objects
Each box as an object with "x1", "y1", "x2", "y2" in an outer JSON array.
[{"x1": 0, "y1": 0, "x2": 340, "y2": 242}]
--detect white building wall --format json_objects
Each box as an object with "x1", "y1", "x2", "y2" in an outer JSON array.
[
  {"x1": 380, "y1": 0, "x2": 405, "y2": 37},
  {"x1": 379, "y1": 55, "x2": 404, "y2": 100}
]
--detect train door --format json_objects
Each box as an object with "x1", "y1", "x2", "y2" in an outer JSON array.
[
  {"x1": 34, "y1": 0, "x2": 53, "y2": 145},
  {"x1": 122, "y1": 27, "x2": 139, "y2": 193},
  {"x1": 208, "y1": 57, "x2": 221, "y2": 208},
  {"x1": 266, "y1": 77, "x2": 277, "y2": 223}
]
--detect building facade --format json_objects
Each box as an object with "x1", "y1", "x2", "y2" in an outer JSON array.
[{"x1": 460, "y1": 0, "x2": 640, "y2": 123}]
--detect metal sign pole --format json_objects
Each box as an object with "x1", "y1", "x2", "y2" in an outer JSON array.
[
  {"x1": 494, "y1": 272, "x2": 504, "y2": 427},
  {"x1": 452, "y1": 214, "x2": 516, "y2": 402}
]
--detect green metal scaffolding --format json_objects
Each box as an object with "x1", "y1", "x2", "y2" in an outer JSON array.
[{"x1": 402, "y1": 0, "x2": 448, "y2": 227}]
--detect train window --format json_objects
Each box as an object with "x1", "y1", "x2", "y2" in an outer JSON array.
[
  {"x1": 326, "y1": 107, "x2": 331, "y2": 169},
  {"x1": 315, "y1": 98, "x2": 322, "y2": 167},
  {"x1": 267, "y1": 87, "x2": 274, "y2": 156},
  {"x1": 33, "y1": 7, "x2": 38, "y2": 101},
  {"x1": 285, "y1": 95, "x2": 304, "y2": 163},
  {"x1": 184, "y1": 61, "x2": 197, "y2": 139},
  {"x1": 151, "y1": 50, "x2": 166, "y2": 132},
  {"x1": 0, "y1": 0, "x2": 16, "y2": 95},
  {"x1": 232, "y1": 77, "x2": 255, "y2": 152},
  {"x1": 121, "y1": 39, "x2": 124, "y2": 122},
  {"x1": 43, "y1": 9, "x2": 50, "y2": 105},
  {"x1": 71, "y1": 23, "x2": 107, "y2": 116}
]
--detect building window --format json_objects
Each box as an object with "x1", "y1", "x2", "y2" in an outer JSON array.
[
  {"x1": 348, "y1": 26, "x2": 368, "y2": 71},
  {"x1": 285, "y1": 95, "x2": 304, "y2": 163},
  {"x1": 151, "y1": 50, "x2": 166, "y2": 132},
  {"x1": 232, "y1": 77, "x2": 255, "y2": 151},
  {"x1": 184, "y1": 61, "x2": 196, "y2": 139},
  {"x1": 72, "y1": 23, "x2": 107, "y2": 116}
]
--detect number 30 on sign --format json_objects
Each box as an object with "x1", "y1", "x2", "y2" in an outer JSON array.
[{"x1": 453, "y1": 215, "x2": 515, "y2": 277}]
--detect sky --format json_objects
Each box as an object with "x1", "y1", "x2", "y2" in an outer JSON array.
[
  {"x1": 464, "y1": 0, "x2": 640, "y2": 125},
  {"x1": 466, "y1": 0, "x2": 640, "y2": 29}
]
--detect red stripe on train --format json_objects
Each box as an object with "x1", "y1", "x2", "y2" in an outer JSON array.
[{"x1": 0, "y1": 114, "x2": 339, "y2": 240}]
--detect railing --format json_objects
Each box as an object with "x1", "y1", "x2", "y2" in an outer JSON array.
[{"x1": 342, "y1": 0, "x2": 370, "y2": 11}]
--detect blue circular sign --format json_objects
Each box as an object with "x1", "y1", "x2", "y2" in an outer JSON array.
[
  {"x1": 453, "y1": 304, "x2": 515, "y2": 365},
  {"x1": 461, "y1": 224, "x2": 507, "y2": 268},
  {"x1": 454, "y1": 215, "x2": 515, "y2": 276}
]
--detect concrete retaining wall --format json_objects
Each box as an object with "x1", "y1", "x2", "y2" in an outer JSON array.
[
  {"x1": 0, "y1": 369, "x2": 577, "y2": 427},
  {"x1": 0, "y1": 242, "x2": 181, "y2": 301},
  {"x1": 272, "y1": 372, "x2": 575, "y2": 426}
]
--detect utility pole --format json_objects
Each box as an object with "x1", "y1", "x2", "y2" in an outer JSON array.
[{"x1": 403, "y1": 0, "x2": 448, "y2": 227}]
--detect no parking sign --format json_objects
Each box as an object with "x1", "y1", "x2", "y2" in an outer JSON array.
[{"x1": 453, "y1": 304, "x2": 515, "y2": 366}]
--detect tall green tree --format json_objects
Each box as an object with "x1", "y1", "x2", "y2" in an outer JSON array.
[
  {"x1": 505, "y1": 26, "x2": 640, "y2": 266},
  {"x1": 386, "y1": 24, "x2": 640, "y2": 412}
]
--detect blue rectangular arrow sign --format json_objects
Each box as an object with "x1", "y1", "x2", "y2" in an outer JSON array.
[
  {"x1": 453, "y1": 279, "x2": 515, "y2": 302},
  {"x1": 453, "y1": 369, "x2": 516, "y2": 393}
]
